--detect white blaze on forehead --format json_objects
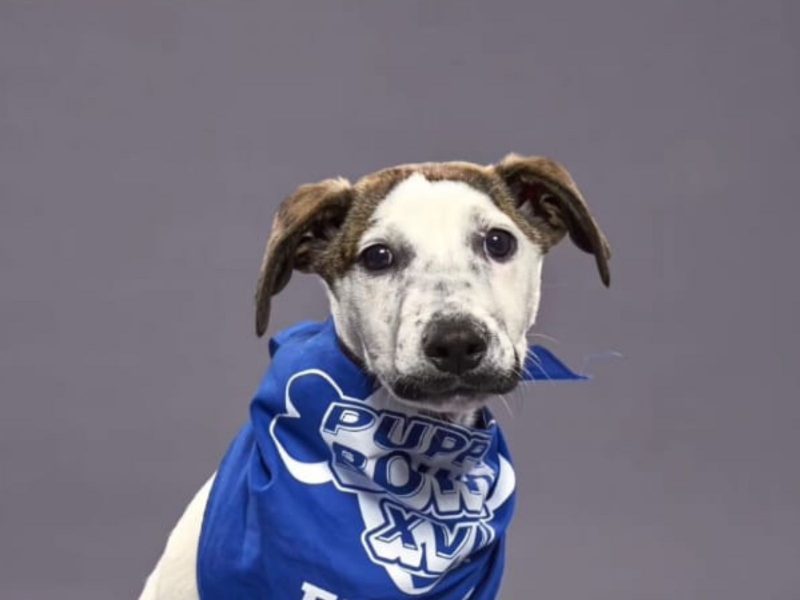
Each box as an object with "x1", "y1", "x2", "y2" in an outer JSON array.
[{"x1": 362, "y1": 173, "x2": 521, "y2": 254}]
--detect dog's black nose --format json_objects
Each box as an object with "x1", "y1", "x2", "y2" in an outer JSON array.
[{"x1": 423, "y1": 318, "x2": 488, "y2": 375}]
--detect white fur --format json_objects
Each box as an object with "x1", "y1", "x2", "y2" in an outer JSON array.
[
  {"x1": 139, "y1": 476, "x2": 213, "y2": 600},
  {"x1": 139, "y1": 174, "x2": 546, "y2": 599}
]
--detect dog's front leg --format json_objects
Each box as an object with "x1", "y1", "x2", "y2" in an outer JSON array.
[{"x1": 139, "y1": 475, "x2": 215, "y2": 600}]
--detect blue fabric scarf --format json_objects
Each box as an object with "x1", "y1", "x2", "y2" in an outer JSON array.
[{"x1": 197, "y1": 319, "x2": 584, "y2": 599}]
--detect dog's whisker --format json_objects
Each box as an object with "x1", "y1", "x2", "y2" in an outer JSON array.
[
  {"x1": 510, "y1": 359, "x2": 536, "y2": 380},
  {"x1": 524, "y1": 348, "x2": 554, "y2": 383},
  {"x1": 526, "y1": 332, "x2": 562, "y2": 345},
  {"x1": 524, "y1": 349, "x2": 544, "y2": 371},
  {"x1": 496, "y1": 394, "x2": 514, "y2": 418}
]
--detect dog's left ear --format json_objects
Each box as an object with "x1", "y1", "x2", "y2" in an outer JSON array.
[
  {"x1": 255, "y1": 177, "x2": 353, "y2": 337},
  {"x1": 494, "y1": 154, "x2": 611, "y2": 286}
]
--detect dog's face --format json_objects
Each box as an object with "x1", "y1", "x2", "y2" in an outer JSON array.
[
  {"x1": 255, "y1": 155, "x2": 610, "y2": 418},
  {"x1": 329, "y1": 174, "x2": 542, "y2": 413}
]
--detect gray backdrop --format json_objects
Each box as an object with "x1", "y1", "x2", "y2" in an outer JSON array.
[{"x1": 1, "y1": 1, "x2": 798, "y2": 599}]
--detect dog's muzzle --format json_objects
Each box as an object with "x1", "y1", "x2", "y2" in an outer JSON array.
[{"x1": 390, "y1": 316, "x2": 519, "y2": 403}]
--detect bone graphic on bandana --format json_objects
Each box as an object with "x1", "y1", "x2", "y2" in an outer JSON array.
[{"x1": 269, "y1": 369, "x2": 515, "y2": 595}]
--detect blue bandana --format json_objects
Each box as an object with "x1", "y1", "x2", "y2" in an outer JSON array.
[{"x1": 197, "y1": 319, "x2": 584, "y2": 600}]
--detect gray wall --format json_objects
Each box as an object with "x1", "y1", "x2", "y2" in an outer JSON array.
[{"x1": 1, "y1": 1, "x2": 798, "y2": 598}]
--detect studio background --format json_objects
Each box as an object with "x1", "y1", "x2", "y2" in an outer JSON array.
[{"x1": 1, "y1": 1, "x2": 798, "y2": 598}]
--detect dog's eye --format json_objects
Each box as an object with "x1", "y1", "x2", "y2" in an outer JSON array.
[
  {"x1": 483, "y1": 229, "x2": 517, "y2": 261},
  {"x1": 359, "y1": 244, "x2": 394, "y2": 271}
]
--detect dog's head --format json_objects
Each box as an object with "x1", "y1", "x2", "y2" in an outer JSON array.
[{"x1": 255, "y1": 155, "x2": 610, "y2": 416}]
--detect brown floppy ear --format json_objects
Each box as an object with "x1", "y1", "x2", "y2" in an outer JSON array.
[
  {"x1": 494, "y1": 154, "x2": 611, "y2": 287},
  {"x1": 255, "y1": 177, "x2": 353, "y2": 337}
]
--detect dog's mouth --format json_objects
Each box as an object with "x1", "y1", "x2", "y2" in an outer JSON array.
[{"x1": 389, "y1": 370, "x2": 520, "y2": 404}]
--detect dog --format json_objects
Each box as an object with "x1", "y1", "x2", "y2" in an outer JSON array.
[{"x1": 139, "y1": 154, "x2": 610, "y2": 600}]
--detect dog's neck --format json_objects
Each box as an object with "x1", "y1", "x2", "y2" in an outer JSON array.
[{"x1": 333, "y1": 325, "x2": 485, "y2": 428}]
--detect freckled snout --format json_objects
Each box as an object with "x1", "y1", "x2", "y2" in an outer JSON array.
[{"x1": 422, "y1": 317, "x2": 488, "y2": 375}]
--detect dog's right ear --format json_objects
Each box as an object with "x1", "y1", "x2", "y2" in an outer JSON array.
[{"x1": 255, "y1": 177, "x2": 353, "y2": 337}]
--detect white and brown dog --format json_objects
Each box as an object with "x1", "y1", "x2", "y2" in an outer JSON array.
[{"x1": 139, "y1": 154, "x2": 610, "y2": 599}]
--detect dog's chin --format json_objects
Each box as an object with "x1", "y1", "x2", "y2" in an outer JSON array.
[{"x1": 387, "y1": 370, "x2": 520, "y2": 415}]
